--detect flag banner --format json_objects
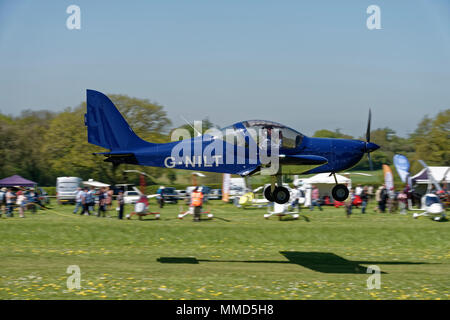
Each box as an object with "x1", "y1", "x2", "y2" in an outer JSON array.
[
  {"x1": 393, "y1": 154, "x2": 410, "y2": 183},
  {"x1": 383, "y1": 164, "x2": 394, "y2": 190},
  {"x1": 222, "y1": 173, "x2": 230, "y2": 202}
]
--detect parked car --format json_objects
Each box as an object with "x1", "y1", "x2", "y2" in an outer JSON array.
[
  {"x1": 176, "y1": 189, "x2": 187, "y2": 199},
  {"x1": 123, "y1": 190, "x2": 142, "y2": 204},
  {"x1": 161, "y1": 187, "x2": 178, "y2": 204}
]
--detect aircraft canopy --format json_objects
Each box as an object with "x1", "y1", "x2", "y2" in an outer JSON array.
[{"x1": 219, "y1": 120, "x2": 304, "y2": 150}]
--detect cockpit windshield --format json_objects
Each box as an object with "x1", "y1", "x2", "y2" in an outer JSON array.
[
  {"x1": 242, "y1": 120, "x2": 304, "y2": 149},
  {"x1": 213, "y1": 120, "x2": 304, "y2": 150}
]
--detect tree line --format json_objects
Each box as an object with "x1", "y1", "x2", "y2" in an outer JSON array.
[{"x1": 0, "y1": 94, "x2": 448, "y2": 186}]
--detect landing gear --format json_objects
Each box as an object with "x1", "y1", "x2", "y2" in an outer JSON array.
[
  {"x1": 263, "y1": 176, "x2": 290, "y2": 204},
  {"x1": 273, "y1": 187, "x2": 290, "y2": 204},
  {"x1": 332, "y1": 184, "x2": 349, "y2": 201},
  {"x1": 329, "y1": 172, "x2": 349, "y2": 202},
  {"x1": 264, "y1": 186, "x2": 275, "y2": 202}
]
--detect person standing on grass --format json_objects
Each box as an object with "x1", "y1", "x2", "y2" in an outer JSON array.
[
  {"x1": 355, "y1": 184, "x2": 363, "y2": 196},
  {"x1": 87, "y1": 186, "x2": 96, "y2": 213},
  {"x1": 388, "y1": 187, "x2": 396, "y2": 213},
  {"x1": 26, "y1": 188, "x2": 35, "y2": 213},
  {"x1": 360, "y1": 186, "x2": 369, "y2": 214},
  {"x1": 310, "y1": 185, "x2": 322, "y2": 211},
  {"x1": 375, "y1": 185, "x2": 382, "y2": 213},
  {"x1": 368, "y1": 185, "x2": 374, "y2": 200},
  {"x1": 97, "y1": 187, "x2": 107, "y2": 217},
  {"x1": 6, "y1": 188, "x2": 15, "y2": 217},
  {"x1": 73, "y1": 187, "x2": 83, "y2": 214},
  {"x1": 84, "y1": 186, "x2": 94, "y2": 215},
  {"x1": 379, "y1": 185, "x2": 388, "y2": 213},
  {"x1": 190, "y1": 186, "x2": 204, "y2": 222},
  {"x1": 80, "y1": 187, "x2": 89, "y2": 215},
  {"x1": 16, "y1": 190, "x2": 26, "y2": 218},
  {"x1": 156, "y1": 186, "x2": 165, "y2": 209},
  {"x1": 397, "y1": 190, "x2": 407, "y2": 214},
  {"x1": 105, "y1": 186, "x2": 113, "y2": 211},
  {"x1": 345, "y1": 188, "x2": 354, "y2": 218},
  {"x1": 0, "y1": 187, "x2": 6, "y2": 217},
  {"x1": 117, "y1": 190, "x2": 125, "y2": 219}
]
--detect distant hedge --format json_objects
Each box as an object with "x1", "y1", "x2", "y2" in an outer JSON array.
[{"x1": 41, "y1": 187, "x2": 56, "y2": 196}]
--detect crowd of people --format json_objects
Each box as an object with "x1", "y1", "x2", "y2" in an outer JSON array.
[
  {"x1": 0, "y1": 183, "x2": 207, "y2": 221},
  {"x1": 305, "y1": 184, "x2": 412, "y2": 218},
  {"x1": 306, "y1": 182, "x2": 449, "y2": 218},
  {"x1": 73, "y1": 186, "x2": 115, "y2": 218},
  {"x1": 344, "y1": 184, "x2": 413, "y2": 217},
  {"x1": 0, "y1": 187, "x2": 49, "y2": 218}
]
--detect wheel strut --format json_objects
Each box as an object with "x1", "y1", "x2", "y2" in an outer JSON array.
[
  {"x1": 271, "y1": 176, "x2": 276, "y2": 193},
  {"x1": 332, "y1": 172, "x2": 338, "y2": 185},
  {"x1": 276, "y1": 175, "x2": 283, "y2": 187}
]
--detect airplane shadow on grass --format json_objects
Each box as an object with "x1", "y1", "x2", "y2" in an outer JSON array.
[{"x1": 157, "y1": 252, "x2": 430, "y2": 274}]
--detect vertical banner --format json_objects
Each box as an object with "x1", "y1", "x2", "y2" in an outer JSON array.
[
  {"x1": 393, "y1": 154, "x2": 410, "y2": 183},
  {"x1": 383, "y1": 164, "x2": 394, "y2": 191},
  {"x1": 222, "y1": 173, "x2": 230, "y2": 202}
]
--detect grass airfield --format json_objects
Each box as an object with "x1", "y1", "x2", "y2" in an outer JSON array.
[{"x1": 0, "y1": 201, "x2": 449, "y2": 300}]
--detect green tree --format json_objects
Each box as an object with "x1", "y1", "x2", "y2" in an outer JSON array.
[
  {"x1": 409, "y1": 109, "x2": 450, "y2": 173},
  {"x1": 107, "y1": 94, "x2": 172, "y2": 143},
  {"x1": 313, "y1": 129, "x2": 353, "y2": 139},
  {"x1": 166, "y1": 170, "x2": 177, "y2": 184},
  {"x1": 170, "y1": 118, "x2": 217, "y2": 141},
  {"x1": 0, "y1": 110, "x2": 55, "y2": 185}
]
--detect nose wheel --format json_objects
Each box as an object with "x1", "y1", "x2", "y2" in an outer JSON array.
[
  {"x1": 264, "y1": 176, "x2": 290, "y2": 204},
  {"x1": 329, "y1": 172, "x2": 350, "y2": 201},
  {"x1": 332, "y1": 184, "x2": 349, "y2": 201}
]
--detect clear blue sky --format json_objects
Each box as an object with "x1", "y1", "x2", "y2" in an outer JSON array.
[{"x1": 0, "y1": 0, "x2": 449, "y2": 137}]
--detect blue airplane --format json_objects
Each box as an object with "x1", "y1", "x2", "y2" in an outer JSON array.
[{"x1": 85, "y1": 90, "x2": 379, "y2": 204}]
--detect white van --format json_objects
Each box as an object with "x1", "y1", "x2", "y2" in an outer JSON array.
[{"x1": 56, "y1": 177, "x2": 82, "y2": 204}]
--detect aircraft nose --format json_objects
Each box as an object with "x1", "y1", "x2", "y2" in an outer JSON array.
[{"x1": 366, "y1": 142, "x2": 380, "y2": 153}]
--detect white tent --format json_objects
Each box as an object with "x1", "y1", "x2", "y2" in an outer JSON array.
[
  {"x1": 411, "y1": 166, "x2": 450, "y2": 185},
  {"x1": 411, "y1": 166, "x2": 450, "y2": 195},
  {"x1": 301, "y1": 173, "x2": 352, "y2": 204},
  {"x1": 303, "y1": 173, "x2": 351, "y2": 185}
]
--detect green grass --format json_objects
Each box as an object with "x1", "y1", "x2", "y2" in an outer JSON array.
[{"x1": 0, "y1": 200, "x2": 449, "y2": 300}]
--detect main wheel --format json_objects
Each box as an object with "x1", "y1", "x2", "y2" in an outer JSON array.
[
  {"x1": 273, "y1": 186, "x2": 290, "y2": 204},
  {"x1": 264, "y1": 186, "x2": 275, "y2": 202},
  {"x1": 332, "y1": 184, "x2": 349, "y2": 201}
]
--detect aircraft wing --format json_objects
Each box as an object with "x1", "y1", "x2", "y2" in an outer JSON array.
[
  {"x1": 278, "y1": 154, "x2": 328, "y2": 175},
  {"x1": 237, "y1": 154, "x2": 328, "y2": 176},
  {"x1": 236, "y1": 165, "x2": 261, "y2": 176}
]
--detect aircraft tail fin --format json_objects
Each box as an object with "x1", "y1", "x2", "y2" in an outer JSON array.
[{"x1": 85, "y1": 90, "x2": 152, "y2": 151}]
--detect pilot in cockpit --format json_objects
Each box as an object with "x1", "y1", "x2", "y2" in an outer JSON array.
[{"x1": 260, "y1": 126, "x2": 282, "y2": 150}]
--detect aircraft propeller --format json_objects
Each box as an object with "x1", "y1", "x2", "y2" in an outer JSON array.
[{"x1": 364, "y1": 109, "x2": 379, "y2": 170}]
